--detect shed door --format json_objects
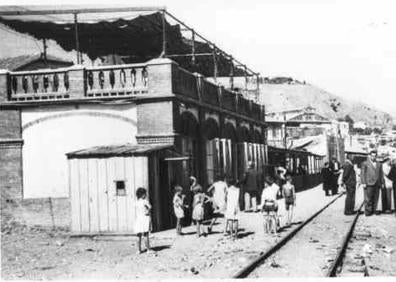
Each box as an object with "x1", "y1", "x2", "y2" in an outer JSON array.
[{"x1": 69, "y1": 156, "x2": 148, "y2": 234}]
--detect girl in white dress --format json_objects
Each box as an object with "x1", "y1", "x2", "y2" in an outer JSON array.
[
  {"x1": 173, "y1": 185, "x2": 187, "y2": 235},
  {"x1": 224, "y1": 178, "x2": 240, "y2": 239},
  {"x1": 134, "y1": 187, "x2": 152, "y2": 254},
  {"x1": 207, "y1": 174, "x2": 228, "y2": 233}
]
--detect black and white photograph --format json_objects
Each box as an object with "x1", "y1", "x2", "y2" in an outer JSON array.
[{"x1": 0, "y1": 0, "x2": 395, "y2": 279}]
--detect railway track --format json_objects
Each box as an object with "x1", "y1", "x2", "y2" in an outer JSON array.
[
  {"x1": 232, "y1": 193, "x2": 364, "y2": 278},
  {"x1": 326, "y1": 202, "x2": 364, "y2": 277}
]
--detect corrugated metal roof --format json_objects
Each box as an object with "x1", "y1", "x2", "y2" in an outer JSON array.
[{"x1": 66, "y1": 143, "x2": 172, "y2": 159}]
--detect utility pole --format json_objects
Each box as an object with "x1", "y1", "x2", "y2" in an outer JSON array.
[{"x1": 74, "y1": 13, "x2": 81, "y2": 64}]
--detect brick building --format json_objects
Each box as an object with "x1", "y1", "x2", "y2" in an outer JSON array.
[{"x1": 0, "y1": 6, "x2": 266, "y2": 233}]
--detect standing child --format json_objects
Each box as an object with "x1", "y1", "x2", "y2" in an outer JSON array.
[
  {"x1": 260, "y1": 176, "x2": 280, "y2": 233},
  {"x1": 282, "y1": 174, "x2": 296, "y2": 226},
  {"x1": 207, "y1": 174, "x2": 228, "y2": 234},
  {"x1": 173, "y1": 185, "x2": 187, "y2": 235},
  {"x1": 134, "y1": 187, "x2": 152, "y2": 254},
  {"x1": 224, "y1": 178, "x2": 240, "y2": 240},
  {"x1": 192, "y1": 184, "x2": 210, "y2": 237}
]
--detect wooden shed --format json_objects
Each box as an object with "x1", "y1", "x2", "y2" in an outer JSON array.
[{"x1": 66, "y1": 143, "x2": 173, "y2": 234}]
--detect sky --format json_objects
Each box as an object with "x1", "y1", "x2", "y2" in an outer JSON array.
[{"x1": 2, "y1": 0, "x2": 396, "y2": 114}]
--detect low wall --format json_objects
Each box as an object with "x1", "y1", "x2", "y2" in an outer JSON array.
[{"x1": 1, "y1": 190, "x2": 70, "y2": 231}]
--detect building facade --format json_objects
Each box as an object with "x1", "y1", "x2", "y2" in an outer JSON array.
[{"x1": 0, "y1": 58, "x2": 267, "y2": 232}]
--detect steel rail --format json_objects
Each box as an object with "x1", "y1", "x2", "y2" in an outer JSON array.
[
  {"x1": 232, "y1": 193, "x2": 344, "y2": 278},
  {"x1": 326, "y1": 202, "x2": 365, "y2": 277}
]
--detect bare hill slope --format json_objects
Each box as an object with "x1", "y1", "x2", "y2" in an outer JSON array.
[{"x1": 259, "y1": 83, "x2": 392, "y2": 126}]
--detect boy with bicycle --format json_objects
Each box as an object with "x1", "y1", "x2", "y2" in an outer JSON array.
[{"x1": 260, "y1": 176, "x2": 280, "y2": 234}]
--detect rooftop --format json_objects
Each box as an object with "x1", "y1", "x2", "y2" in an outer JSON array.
[
  {"x1": 66, "y1": 144, "x2": 172, "y2": 159},
  {"x1": 0, "y1": 6, "x2": 258, "y2": 79}
]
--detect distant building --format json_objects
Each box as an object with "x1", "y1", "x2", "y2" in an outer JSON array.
[
  {"x1": 331, "y1": 120, "x2": 349, "y2": 138},
  {"x1": 266, "y1": 106, "x2": 332, "y2": 147},
  {"x1": 353, "y1": 121, "x2": 368, "y2": 130},
  {"x1": 265, "y1": 107, "x2": 345, "y2": 162}
]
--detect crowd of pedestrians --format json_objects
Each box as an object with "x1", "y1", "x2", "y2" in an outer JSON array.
[
  {"x1": 132, "y1": 149, "x2": 396, "y2": 255},
  {"x1": 360, "y1": 150, "x2": 396, "y2": 216},
  {"x1": 169, "y1": 161, "x2": 298, "y2": 239},
  {"x1": 324, "y1": 150, "x2": 396, "y2": 217}
]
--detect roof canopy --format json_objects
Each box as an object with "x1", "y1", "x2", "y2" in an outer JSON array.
[
  {"x1": 66, "y1": 144, "x2": 173, "y2": 159},
  {"x1": 0, "y1": 6, "x2": 255, "y2": 77}
]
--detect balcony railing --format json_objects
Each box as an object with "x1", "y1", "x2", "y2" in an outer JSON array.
[
  {"x1": 221, "y1": 88, "x2": 237, "y2": 112},
  {"x1": 85, "y1": 64, "x2": 148, "y2": 98},
  {"x1": 172, "y1": 67, "x2": 198, "y2": 99},
  {"x1": 6, "y1": 63, "x2": 149, "y2": 102},
  {"x1": 171, "y1": 67, "x2": 265, "y2": 122},
  {"x1": 267, "y1": 139, "x2": 286, "y2": 148},
  {"x1": 3, "y1": 60, "x2": 265, "y2": 123},
  {"x1": 9, "y1": 69, "x2": 70, "y2": 101}
]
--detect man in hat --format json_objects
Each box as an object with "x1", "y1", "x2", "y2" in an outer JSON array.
[
  {"x1": 342, "y1": 155, "x2": 356, "y2": 215},
  {"x1": 360, "y1": 150, "x2": 384, "y2": 216},
  {"x1": 329, "y1": 157, "x2": 341, "y2": 195}
]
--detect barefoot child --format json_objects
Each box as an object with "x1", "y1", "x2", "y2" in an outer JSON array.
[
  {"x1": 224, "y1": 178, "x2": 240, "y2": 239},
  {"x1": 192, "y1": 184, "x2": 210, "y2": 237},
  {"x1": 207, "y1": 175, "x2": 227, "y2": 233},
  {"x1": 282, "y1": 174, "x2": 296, "y2": 226},
  {"x1": 134, "y1": 187, "x2": 152, "y2": 254},
  {"x1": 173, "y1": 185, "x2": 187, "y2": 235}
]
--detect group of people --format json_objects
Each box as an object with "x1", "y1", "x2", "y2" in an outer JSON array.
[
  {"x1": 132, "y1": 161, "x2": 299, "y2": 254},
  {"x1": 326, "y1": 150, "x2": 396, "y2": 216},
  {"x1": 173, "y1": 175, "x2": 241, "y2": 239},
  {"x1": 321, "y1": 157, "x2": 342, "y2": 196},
  {"x1": 359, "y1": 150, "x2": 396, "y2": 216},
  {"x1": 172, "y1": 161, "x2": 297, "y2": 239}
]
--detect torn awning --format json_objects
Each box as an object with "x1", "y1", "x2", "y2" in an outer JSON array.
[{"x1": 0, "y1": 6, "x2": 248, "y2": 77}]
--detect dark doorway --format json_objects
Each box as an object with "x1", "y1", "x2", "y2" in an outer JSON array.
[{"x1": 158, "y1": 157, "x2": 192, "y2": 230}]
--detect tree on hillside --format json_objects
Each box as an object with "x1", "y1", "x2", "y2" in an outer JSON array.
[{"x1": 344, "y1": 114, "x2": 354, "y2": 132}]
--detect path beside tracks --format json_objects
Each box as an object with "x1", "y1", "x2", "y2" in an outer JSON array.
[
  {"x1": 1, "y1": 185, "x2": 348, "y2": 279},
  {"x1": 236, "y1": 187, "x2": 364, "y2": 278}
]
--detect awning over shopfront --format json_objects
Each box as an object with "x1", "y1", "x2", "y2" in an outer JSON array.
[{"x1": 0, "y1": 6, "x2": 253, "y2": 77}]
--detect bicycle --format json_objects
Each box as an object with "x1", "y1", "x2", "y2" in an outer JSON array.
[{"x1": 262, "y1": 200, "x2": 279, "y2": 234}]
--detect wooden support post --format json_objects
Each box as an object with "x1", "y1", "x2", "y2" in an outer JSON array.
[
  {"x1": 212, "y1": 47, "x2": 218, "y2": 82},
  {"x1": 229, "y1": 56, "x2": 234, "y2": 90},
  {"x1": 191, "y1": 29, "x2": 196, "y2": 65},
  {"x1": 244, "y1": 65, "x2": 248, "y2": 94},
  {"x1": 74, "y1": 13, "x2": 81, "y2": 64},
  {"x1": 256, "y1": 73, "x2": 260, "y2": 103},
  {"x1": 161, "y1": 10, "x2": 167, "y2": 57}
]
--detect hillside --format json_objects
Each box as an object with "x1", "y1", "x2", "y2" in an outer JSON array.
[{"x1": 258, "y1": 82, "x2": 393, "y2": 127}]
